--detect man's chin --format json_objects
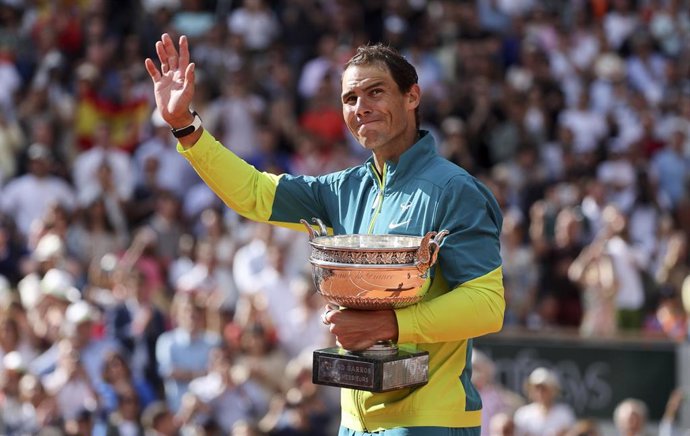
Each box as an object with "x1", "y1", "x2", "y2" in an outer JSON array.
[{"x1": 357, "y1": 135, "x2": 379, "y2": 150}]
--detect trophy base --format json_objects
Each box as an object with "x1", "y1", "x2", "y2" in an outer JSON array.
[{"x1": 312, "y1": 346, "x2": 429, "y2": 392}]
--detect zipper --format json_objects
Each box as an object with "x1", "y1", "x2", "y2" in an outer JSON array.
[
  {"x1": 354, "y1": 389, "x2": 367, "y2": 431},
  {"x1": 367, "y1": 162, "x2": 386, "y2": 234},
  {"x1": 353, "y1": 162, "x2": 386, "y2": 431}
]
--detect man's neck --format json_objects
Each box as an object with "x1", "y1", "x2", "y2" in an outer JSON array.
[{"x1": 372, "y1": 129, "x2": 420, "y2": 174}]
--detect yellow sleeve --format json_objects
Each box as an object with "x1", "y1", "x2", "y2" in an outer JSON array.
[
  {"x1": 395, "y1": 266, "x2": 505, "y2": 344},
  {"x1": 177, "y1": 130, "x2": 281, "y2": 222}
]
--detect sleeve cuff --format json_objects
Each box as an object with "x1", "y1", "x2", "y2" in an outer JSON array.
[{"x1": 176, "y1": 128, "x2": 214, "y2": 155}]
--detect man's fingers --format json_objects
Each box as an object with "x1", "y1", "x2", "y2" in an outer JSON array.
[
  {"x1": 144, "y1": 58, "x2": 161, "y2": 82},
  {"x1": 155, "y1": 40, "x2": 167, "y2": 65},
  {"x1": 162, "y1": 33, "x2": 179, "y2": 70},
  {"x1": 183, "y1": 62, "x2": 195, "y2": 92},
  {"x1": 178, "y1": 35, "x2": 190, "y2": 71}
]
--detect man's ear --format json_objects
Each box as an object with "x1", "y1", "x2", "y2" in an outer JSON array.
[{"x1": 406, "y1": 84, "x2": 421, "y2": 110}]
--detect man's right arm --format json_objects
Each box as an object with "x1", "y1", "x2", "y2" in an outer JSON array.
[{"x1": 177, "y1": 130, "x2": 282, "y2": 223}]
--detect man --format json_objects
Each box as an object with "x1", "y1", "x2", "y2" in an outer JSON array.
[
  {"x1": 155, "y1": 293, "x2": 221, "y2": 414},
  {"x1": 513, "y1": 367, "x2": 576, "y2": 436},
  {"x1": 145, "y1": 33, "x2": 505, "y2": 435}
]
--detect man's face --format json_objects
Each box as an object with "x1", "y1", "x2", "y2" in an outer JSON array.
[{"x1": 341, "y1": 64, "x2": 419, "y2": 157}]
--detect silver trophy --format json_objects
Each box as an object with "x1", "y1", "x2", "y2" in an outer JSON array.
[{"x1": 300, "y1": 218, "x2": 448, "y2": 392}]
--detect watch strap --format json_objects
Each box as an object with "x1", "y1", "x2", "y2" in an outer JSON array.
[{"x1": 171, "y1": 111, "x2": 202, "y2": 138}]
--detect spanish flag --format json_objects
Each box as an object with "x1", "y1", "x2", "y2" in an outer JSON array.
[{"x1": 75, "y1": 88, "x2": 150, "y2": 153}]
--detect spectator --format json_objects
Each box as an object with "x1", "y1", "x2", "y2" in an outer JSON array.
[
  {"x1": 174, "y1": 239, "x2": 238, "y2": 312},
  {"x1": 32, "y1": 300, "x2": 119, "y2": 387},
  {"x1": 72, "y1": 122, "x2": 134, "y2": 206},
  {"x1": 531, "y1": 203, "x2": 585, "y2": 328},
  {"x1": 513, "y1": 367, "x2": 576, "y2": 436},
  {"x1": 613, "y1": 398, "x2": 649, "y2": 436},
  {"x1": 0, "y1": 216, "x2": 27, "y2": 286},
  {"x1": 472, "y1": 349, "x2": 524, "y2": 436},
  {"x1": 0, "y1": 143, "x2": 76, "y2": 238},
  {"x1": 155, "y1": 293, "x2": 221, "y2": 413},
  {"x1": 96, "y1": 350, "x2": 157, "y2": 416},
  {"x1": 568, "y1": 235, "x2": 618, "y2": 337},
  {"x1": 204, "y1": 71, "x2": 266, "y2": 163},
  {"x1": 177, "y1": 345, "x2": 267, "y2": 434},
  {"x1": 133, "y1": 109, "x2": 199, "y2": 200},
  {"x1": 106, "y1": 268, "x2": 166, "y2": 390},
  {"x1": 226, "y1": 0, "x2": 280, "y2": 54},
  {"x1": 0, "y1": 314, "x2": 38, "y2": 371},
  {"x1": 0, "y1": 352, "x2": 36, "y2": 435},
  {"x1": 500, "y1": 213, "x2": 538, "y2": 326},
  {"x1": 41, "y1": 339, "x2": 99, "y2": 422},
  {"x1": 659, "y1": 388, "x2": 690, "y2": 436},
  {"x1": 600, "y1": 205, "x2": 649, "y2": 330},
  {"x1": 68, "y1": 195, "x2": 129, "y2": 271},
  {"x1": 488, "y1": 412, "x2": 515, "y2": 436},
  {"x1": 141, "y1": 401, "x2": 180, "y2": 436},
  {"x1": 18, "y1": 372, "x2": 61, "y2": 432},
  {"x1": 280, "y1": 272, "x2": 330, "y2": 359},
  {"x1": 103, "y1": 384, "x2": 145, "y2": 436},
  {"x1": 564, "y1": 419, "x2": 603, "y2": 436},
  {"x1": 651, "y1": 125, "x2": 690, "y2": 210}
]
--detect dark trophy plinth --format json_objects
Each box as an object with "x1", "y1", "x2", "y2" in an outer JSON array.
[
  {"x1": 301, "y1": 218, "x2": 448, "y2": 392},
  {"x1": 313, "y1": 347, "x2": 429, "y2": 392}
]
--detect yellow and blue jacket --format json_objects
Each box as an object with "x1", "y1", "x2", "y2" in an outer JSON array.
[{"x1": 179, "y1": 129, "x2": 505, "y2": 431}]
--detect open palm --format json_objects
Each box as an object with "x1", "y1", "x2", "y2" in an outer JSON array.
[{"x1": 144, "y1": 33, "x2": 196, "y2": 127}]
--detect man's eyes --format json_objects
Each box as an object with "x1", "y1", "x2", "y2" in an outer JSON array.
[{"x1": 343, "y1": 89, "x2": 384, "y2": 104}]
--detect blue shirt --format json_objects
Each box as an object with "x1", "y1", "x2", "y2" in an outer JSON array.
[{"x1": 155, "y1": 328, "x2": 221, "y2": 412}]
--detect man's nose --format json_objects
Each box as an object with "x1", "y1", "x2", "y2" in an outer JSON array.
[{"x1": 354, "y1": 97, "x2": 371, "y2": 116}]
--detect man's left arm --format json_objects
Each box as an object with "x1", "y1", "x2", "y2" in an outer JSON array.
[{"x1": 396, "y1": 175, "x2": 505, "y2": 344}]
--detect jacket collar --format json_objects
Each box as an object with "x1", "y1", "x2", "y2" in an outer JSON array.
[{"x1": 364, "y1": 130, "x2": 436, "y2": 187}]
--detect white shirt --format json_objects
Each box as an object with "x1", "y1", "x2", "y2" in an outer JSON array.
[
  {"x1": 606, "y1": 236, "x2": 647, "y2": 311},
  {"x1": 42, "y1": 369, "x2": 98, "y2": 420},
  {"x1": 72, "y1": 146, "x2": 134, "y2": 203},
  {"x1": 227, "y1": 7, "x2": 280, "y2": 51},
  {"x1": 189, "y1": 372, "x2": 267, "y2": 433},
  {"x1": 514, "y1": 402, "x2": 576, "y2": 436},
  {"x1": 558, "y1": 108, "x2": 608, "y2": 154},
  {"x1": 207, "y1": 94, "x2": 266, "y2": 160},
  {"x1": 0, "y1": 174, "x2": 76, "y2": 236},
  {"x1": 134, "y1": 135, "x2": 199, "y2": 198},
  {"x1": 233, "y1": 239, "x2": 268, "y2": 296}
]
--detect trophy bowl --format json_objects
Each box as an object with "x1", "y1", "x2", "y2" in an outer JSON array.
[{"x1": 300, "y1": 219, "x2": 449, "y2": 310}]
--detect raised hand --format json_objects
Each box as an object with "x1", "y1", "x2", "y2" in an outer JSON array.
[{"x1": 144, "y1": 33, "x2": 196, "y2": 129}]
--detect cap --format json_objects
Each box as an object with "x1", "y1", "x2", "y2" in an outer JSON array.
[
  {"x1": 27, "y1": 143, "x2": 52, "y2": 161},
  {"x1": 3, "y1": 350, "x2": 27, "y2": 372},
  {"x1": 527, "y1": 367, "x2": 561, "y2": 391},
  {"x1": 40, "y1": 268, "x2": 81, "y2": 303},
  {"x1": 151, "y1": 108, "x2": 168, "y2": 128},
  {"x1": 33, "y1": 234, "x2": 65, "y2": 262},
  {"x1": 65, "y1": 300, "x2": 99, "y2": 324},
  {"x1": 594, "y1": 53, "x2": 625, "y2": 81}
]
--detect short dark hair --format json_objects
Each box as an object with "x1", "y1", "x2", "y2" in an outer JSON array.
[{"x1": 344, "y1": 43, "x2": 420, "y2": 128}]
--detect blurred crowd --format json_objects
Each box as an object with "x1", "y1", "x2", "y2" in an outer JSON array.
[
  {"x1": 471, "y1": 356, "x2": 690, "y2": 436},
  {"x1": 0, "y1": 0, "x2": 690, "y2": 435}
]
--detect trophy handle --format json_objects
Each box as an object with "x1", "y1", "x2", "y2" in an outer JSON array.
[
  {"x1": 415, "y1": 229, "x2": 449, "y2": 275},
  {"x1": 300, "y1": 218, "x2": 328, "y2": 240}
]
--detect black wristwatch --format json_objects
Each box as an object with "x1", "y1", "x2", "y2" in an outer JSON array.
[{"x1": 171, "y1": 111, "x2": 202, "y2": 138}]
